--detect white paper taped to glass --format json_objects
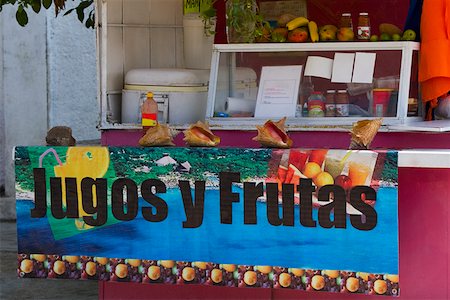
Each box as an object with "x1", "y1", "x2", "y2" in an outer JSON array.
[{"x1": 254, "y1": 65, "x2": 303, "y2": 118}]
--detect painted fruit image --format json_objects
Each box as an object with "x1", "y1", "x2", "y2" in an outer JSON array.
[
  {"x1": 211, "y1": 268, "x2": 223, "y2": 284},
  {"x1": 279, "y1": 273, "x2": 292, "y2": 288},
  {"x1": 115, "y1": 264, "x2": 128, "y2": 279},
  {"x1": 243, "y1": 270, "x2": 257, "y2": 286},
  {"x1": 147, "y1": 265, "x2": 161, "y2": 280},
  {"x1": 53, "y1": 260, "x2": 66, "y2": 275},
  {"x1": 302, "y1": 162, "x2": 322, "y2": 179},
  {"x1": 311, "y1": 275, "x2": 325, "y2": 290},
  {"x1": 334, "y1": 175, "x2": 352, "y2": 191},
  {"x1": 85, "y1": 261, "x2": 97, "y2": 276},
  {"x1": 182, "y1": 267, "x2": 195, "y2": 282},
  {"x1": 288, "y1": 28, "x2": 309, "y2": 42},
  {"x1": 346, "y1": 277, "x2": 359, "y2": 292},
  {"x1": 20, "y1": 259, "x2": 34, "y2": 274}
]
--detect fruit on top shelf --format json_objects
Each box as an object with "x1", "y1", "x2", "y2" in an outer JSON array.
[
  {"x1": 337, "y1": 27, "x2": 354, "y2": 41},
  {"x1": 271, "y1": 27, "x2": 288, "y2": 42},
  {"x1": 308, "y1": 21, "x2": 319, "y2": 42},
  {"x1": 277, "y1": 13, "x2": 297, "y2": 27},
  {"x1": 286, "y1": 16, "x2": 309, "y2": 31},
  {"x1": 287, "y1": 27, "x2": 309, "y2": 43},
  {"x1": 402, "y1": 29, "x2": 416, "y2": 41},
  {"x1": 379, "y1": 23, "x2": 403, "y2": 36},
  {"x1": 319, "y1": 25, "x2": 338, "y2": 41}
]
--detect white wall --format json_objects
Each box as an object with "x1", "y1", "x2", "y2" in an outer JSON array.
[
  {"x1": 46, "y1": 3, "x2": 99, "y2": 141},
  {"x1": 0, "y1": 4, "x2": 98, "y2": 219}
]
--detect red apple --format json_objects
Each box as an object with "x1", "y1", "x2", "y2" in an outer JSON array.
[
  {"x1": 335, "y1": 175, "x2": 352, "y2": 192},
  {"x1": 288, "y1": 28, "x2": 309, "y2": 43}
]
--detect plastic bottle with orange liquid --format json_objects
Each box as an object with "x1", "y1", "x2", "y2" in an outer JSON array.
[{"x1": 141, "y1": 92, "x2": 158, "y2": 131}]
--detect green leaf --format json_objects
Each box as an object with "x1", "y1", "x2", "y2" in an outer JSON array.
[
  {"x1": 43, "y1": 0, "x2": 51, "y2": 9},
  {"x1": 32, "y1": 0, "x2": 41, "y2": 13},
  {"x1": 76, "y1": 7, "x2": 85, "y2": 22},
  {"x1": 63, "y1": 8, "x2": 75, "y2": 16},
  {"x1": 16, "y1": 5, "x2": 28, "y2": 27}
]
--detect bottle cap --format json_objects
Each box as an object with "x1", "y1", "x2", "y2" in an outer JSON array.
[
  {"x1": 326, "y1": 90, "x2": 336, "y2": 93},
  {"x1": 359, "y1": 12, "x2": 368, "y2": 15},
  {"x1": 342, "y1": 13, "x2": 351, "y2": 17},
  {"x1": 338, "y1": 90, "x2": 348, "y2": 93},
  {"x1": 146, "y1": 91, "x2": 154, "y2": 98}
]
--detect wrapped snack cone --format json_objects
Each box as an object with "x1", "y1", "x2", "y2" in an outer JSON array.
[
  {"x1": 183, "y1": 121, "x2": 220, "y2": 147},
  {"x1": 253, "y1": 117, "x2": 293, "y2": 149},
  {"x1": 349, "y1": 118, "x2": 383, "y2": 150},
  {"x1": 139, "y1": 123, "x2": 176, "y2": 147}
]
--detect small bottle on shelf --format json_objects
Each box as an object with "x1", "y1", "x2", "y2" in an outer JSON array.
[
  {"x1": 357, "y1": 13, "x2": 371, "y2": 40},
  {"x1": 339, "y1": 13, "x2": 353, "y2": 30},
  {"x1": 325, "y1": 90, "x2": 336, "y2": 117},
  {"x1": 335, "y1": 90, "x2": 350, "y2": 117},
  {"x1": 307, "y1": 91, "x2": 326, "y2": 117},
  {"x1": 141, "y1": 91, "x2": 158, "y2": 131}
]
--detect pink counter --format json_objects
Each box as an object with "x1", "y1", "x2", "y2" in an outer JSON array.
[{"x1": 99, "y1": 130, "x2": 450, "y2": 299}]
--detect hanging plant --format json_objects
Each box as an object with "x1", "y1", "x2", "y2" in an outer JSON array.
[
  {"x1": 0, "y1": 0, "x2": 95, "y2": 28},
  {"x1": 225, "y1": 0, "x2": 265, "y2": 43},
  {"x1": 199, "y1": 0, "x2": 217, "y2": 36}
]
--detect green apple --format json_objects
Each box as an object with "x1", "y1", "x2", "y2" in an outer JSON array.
[
  {"x1": 392, "y1": 33, "x2": 401, "y2": 41},
  {"x1": 380, "y1": 33, "x2": 391, "y2": 41},
  {"x1": 402, "y1": 29, "x2": 416, "y2": 41},
  {"x1": 370, "y1": 35, "x2": 378, "y2": 42}
]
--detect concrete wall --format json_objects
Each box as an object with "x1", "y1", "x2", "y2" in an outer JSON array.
[
  {"x1": 0, "y1": 4, "x2": 98, "y2": 219},
  {"x1": 46, "y1": 3, "x2": 98, "y2": 141}
]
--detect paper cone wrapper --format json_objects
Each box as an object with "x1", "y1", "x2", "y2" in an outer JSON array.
[{"x1": 350, "y1": 118, "x2": 382, "y2": 149}]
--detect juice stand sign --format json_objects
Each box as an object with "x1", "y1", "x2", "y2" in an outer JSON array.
[{"x1": 15, "y1": 147, "x2": 399, "y2": 296}]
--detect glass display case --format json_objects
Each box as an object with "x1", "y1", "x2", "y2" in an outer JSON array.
[{"x1": 205, "y1": 42, "x2": 421, "y2": 129}]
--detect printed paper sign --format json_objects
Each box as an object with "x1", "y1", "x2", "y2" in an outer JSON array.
[
  {"x1": 15, "y1": 147, "x2": 399, "y2": 296},
  {"x1": 255, "y1": 65, "x2": 302, "y2": 118}
]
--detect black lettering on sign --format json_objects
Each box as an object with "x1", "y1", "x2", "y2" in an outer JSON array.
[
  {"x1": 318, "y1": 185, "x2": 347, "y2": 229},
  {"x1": 266, "y1": 183, "x2": 294, "y2": 226},
  {"x1": 299, "y1": 179, "x2": 316, "y2": 227},
  {"x1": 141, "y1": 179, "x2": 168, "y2": 223},
  {"x1": 50, "y1": 177, "x2": 79, "y2": 219},
  {"x1": 243, "y1": 182, "x2": 263, "y2": 224},
  {"x1": 31, "y1": 168, "x2": 47, "y2": 218},
  {"x1": 179, "y1": 180, "x2": 205, "y2": 228},
  {"x1": 112, "y1": 178, "x2": 138, "y2": 221},
  {"x1": 219, "y1": 172, "x2": 241, "y2": 224},
  {"x1": 81, "y1": 177, "x2": 108, "y2": 227},
  {"x1": 349, "y1": 186, "x2": 378, "y2": 231}
]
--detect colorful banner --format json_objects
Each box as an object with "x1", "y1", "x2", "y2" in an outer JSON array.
[{"x1": 15, "y1": 147, "x2": 399, "y2": 296}]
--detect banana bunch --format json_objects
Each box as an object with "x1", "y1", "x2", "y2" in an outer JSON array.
[
  {"x1": 286, "y1": 16, "x2": 309, "y2": 31},
  {"x1": 284, "y1": 16, "x2": 319, "y2": 43}
]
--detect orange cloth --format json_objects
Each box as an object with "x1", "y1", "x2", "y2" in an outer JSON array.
[{"x1": 419, "y1": 0, "x2": 450, "y2": 102}]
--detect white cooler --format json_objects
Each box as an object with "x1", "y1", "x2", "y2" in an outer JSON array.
[
  {"x1": 121, "y1": 68, "x2": 258, "y2": 125},
  {"x1": 122, "y1": 68, "x2": 210, "y2": 125}
]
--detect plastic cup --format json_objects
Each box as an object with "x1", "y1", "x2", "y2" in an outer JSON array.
[
  {"x1": 324, "y1": 157, "x2": 345, "y2": 179},
  {"x1": 372, "y1": 89, "x2": 393, "y2": 117}
]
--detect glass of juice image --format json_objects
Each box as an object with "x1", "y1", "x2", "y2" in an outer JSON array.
[
  {"x1": 348, "y1": 162, "x2": 371, "y2": 186},
  {"x1": 324, "y1": 157, "x2": 345, "y2": 179}
]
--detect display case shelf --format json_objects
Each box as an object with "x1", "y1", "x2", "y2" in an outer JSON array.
[{"x1": 205, "y1": 41, "x2": 422, "y2": 129}]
